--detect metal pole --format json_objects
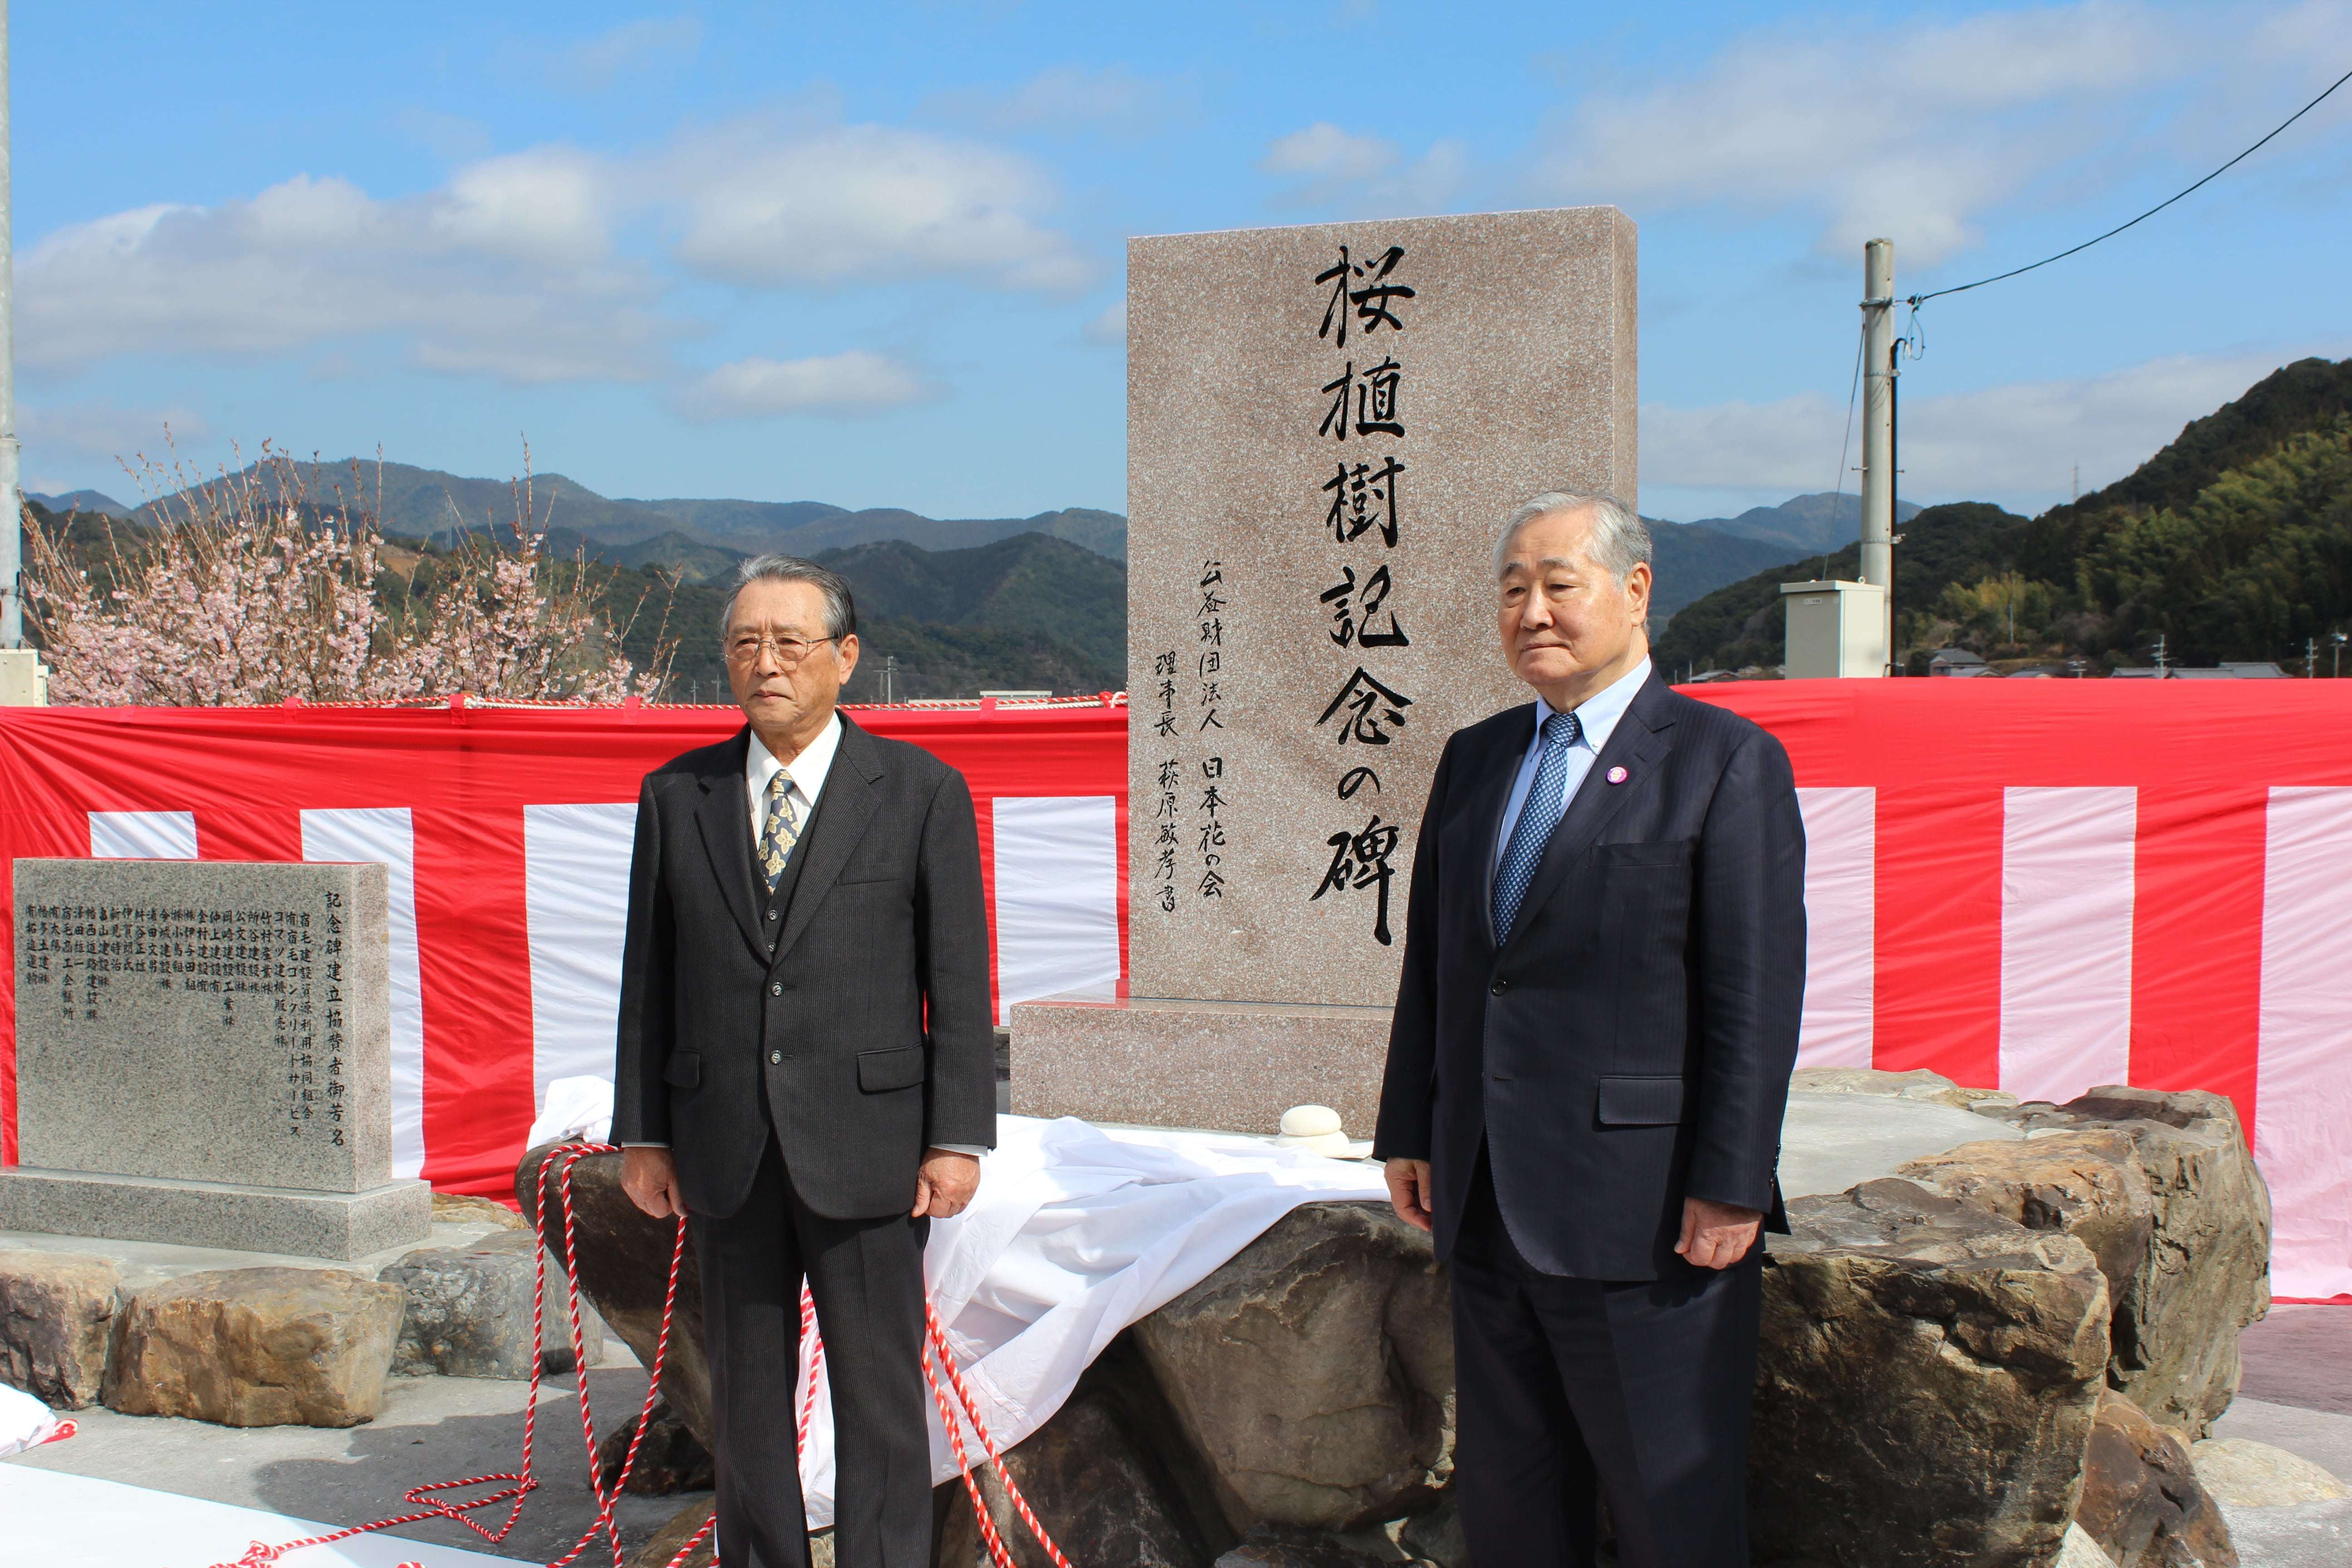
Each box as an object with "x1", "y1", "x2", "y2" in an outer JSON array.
[
  {"x1": 1859, "y1": 239, "x2": 1895, "y2": 673},
  {"x1": 0, "y1": 0, "x2": 20, "y2": 649}
]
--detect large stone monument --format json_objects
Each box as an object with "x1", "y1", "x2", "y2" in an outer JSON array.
[
  {"x1": 0, "y1": 858, "x2": 430, "y2": 1259},
  {"x1": 1015, "y1": 207, "x2": 1637, "y2": 1132}
]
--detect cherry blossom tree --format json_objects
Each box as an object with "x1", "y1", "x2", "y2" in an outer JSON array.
[{"x1": 24, "y1": 445, "x2": 675, "y2": 707}]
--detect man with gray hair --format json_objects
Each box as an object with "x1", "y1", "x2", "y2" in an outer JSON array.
[
  {"x1": 613, "y1": 554, "x2": 996, "y2": 1568},
  {"x1": 1374, "y1": 492, "x2": 1806, "y2": 1568}
]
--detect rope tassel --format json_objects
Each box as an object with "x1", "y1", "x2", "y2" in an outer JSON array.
[{"x1": 193, "y1": 1142, "x2": 1064, "y2": 1568}]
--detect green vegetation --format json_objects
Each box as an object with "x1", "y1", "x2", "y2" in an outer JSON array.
[
  {"x1": 607, "y1": 532, "x2": 1124, "y2": 702},
  {"x1": 1653, "y1": 357, "x2": 2352, "y2": 676}
]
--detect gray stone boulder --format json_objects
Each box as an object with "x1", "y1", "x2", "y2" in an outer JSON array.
[
  {"x1": 379, "y1": 1229, "x2": 603, "y2": 1379},
  {"x1": 1132, "y1": 1201, "x2": 1452, "y2": 1534},
  {"x1": 631, "y1": 1499, "x2": 717, "y2": 1568},
  {"x1": 2190, "y1": 1440, "x2": 2347, "y2": 1508},
  {"x1": 1212, "y1": 1527, "x2": 1391, "y2": 1568},
  {"x1": 2075, "y1": 1390, "x2": 2236, "y2": 1568},
  {"x1": 937, "y1": 1381, "x2": 1215, "y2": 1568},
  {"x1": 597, "y1": 1398, "x2": 716, "y2": 1495},
  {"x1": 1897, "y1": 1129, "x2": 2156, "y2": 1316},
  {"x1": 0, "y1": 1249, "x2": 118, "y2": 1409},
  {"x1": 1790, "y1": 1064, "x2": 2020, "y2": 1112},
  {"x1": 1992, "y1": 1088, "x2": 2272, "y2": 1436},
  {"x1": 103, "y1": 1265, "x2": 404, "y2": 1426},
  {"x1": 1751, "y1": 1179, "x2": 2113, "y2": 1568}
]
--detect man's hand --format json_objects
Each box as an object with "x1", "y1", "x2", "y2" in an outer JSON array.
[
  {"x1": 1676, "y1": 1196, "x2": 1763, "y2": 1269},
  {"x1": 621, "y1": 1147, "x2": 688, "y2": 1220},
  {"x1": 913, "y1": 1149, "x2": 981, "y2": 1219},
  {"x1": 1385, "y1": 1158, "x2": 1435, "y2": 1233}
]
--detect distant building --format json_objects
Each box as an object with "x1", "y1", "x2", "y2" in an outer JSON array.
[
  {"x1": 2111, "y1": 662, "x2": 2288, "y2": 680},
  {"x1": 1926, "y1": 648, "x2": 1992, "y2": 677}
]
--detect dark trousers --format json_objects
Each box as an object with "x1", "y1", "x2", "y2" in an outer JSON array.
[
  {"x1": 1450, "y1": 1154, "x2": 1761, "y2": 1568},
  {"x1": 693, "y1": 1137, "x2": 933, "y2": 1568}
]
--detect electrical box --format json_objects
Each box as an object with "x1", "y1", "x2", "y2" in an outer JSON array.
[
  {"x1": 1780, "y1": 580, "x2": 1888, "y2": 679},
  {"x1": 0, "y1": 649, "x2": 47, "y2": 706}
]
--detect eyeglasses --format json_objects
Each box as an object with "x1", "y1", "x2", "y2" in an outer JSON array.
[{"x1": 724, "y1": 632, "x2": 841, "y2": 667}]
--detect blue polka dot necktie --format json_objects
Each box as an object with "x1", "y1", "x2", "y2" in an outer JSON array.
[{"x1": 1492, "y1": 710, "x2": 1582, "y2": 943}]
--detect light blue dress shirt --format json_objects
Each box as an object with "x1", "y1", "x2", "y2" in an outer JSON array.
[{"x1": 1490, "y1": 657, "x2": 1654, "y2": 877}]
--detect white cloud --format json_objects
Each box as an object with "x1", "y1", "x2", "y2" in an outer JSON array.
[
  {"x1": 674, "y1": 351, "x2": 939, "y2": 421},
  {"x1": 1260, "y1": 122, "x2": 1470, "y2": 213},
  {"x1": 1535, "y1": 0, "x2": 2344, "y2": 266},
  {"x1": 556, "y1": 15, "x2": 701, "y2": 93},
  {"x1": 663, "y1": 119, "x2": 1091, "y2": 291},
  {"x1": 20, "y1": 110, "x2": 1094, "y2": 386},
  {"x1": 1083, "y1": 299, "x2": 1125, "y2": 346},
  {"x1": 20, "y1": 398, "x2": 215, "y2": 493},
  {"x1": 926, "y1": 65, "x2": 1184, "y2": 138},
  {"x1": 1642, "y1": 343, "x2": 2351, "y2": 515},
  {"x1": 21, "y1": 158, "x2": 671, "y2": 385}
]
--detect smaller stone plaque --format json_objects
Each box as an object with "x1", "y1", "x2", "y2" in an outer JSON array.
[{"x1": 11, "y1": 858, "x2": 393, "y2": 1192}]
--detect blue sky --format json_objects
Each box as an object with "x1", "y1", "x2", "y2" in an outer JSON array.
[{"x1": 16, "y1": 0, "x2": 2352, "y2": 522}]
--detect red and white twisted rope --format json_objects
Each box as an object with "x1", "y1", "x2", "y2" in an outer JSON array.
[{"x1": 193, "y1": 1142, "x2": 1067, "y2": 1568}]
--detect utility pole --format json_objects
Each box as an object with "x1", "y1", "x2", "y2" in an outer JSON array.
[
  {"x1": 2332, "y1": 631, "x2": 2346, "y2": 678},
  {"x1": 2153, "y1": 633, "x2": 2170, "y2": 677},
  {"x1": 0, "y1": 0, "x2": 20, "y2": 650},
  {"x1": 883, "y1": 653, "x2": 897, "y2": 704},
  {"x1": 1859, "y1": 239, "x2": 1896, "y2": 674},
  {"x1": 2307, "y1": 637, "x2": 2318, "y2": 679}
]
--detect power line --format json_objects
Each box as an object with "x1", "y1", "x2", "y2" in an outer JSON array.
[
  {"x1": 1819, "y1": 322, "x2": 1866, "y2": 580},
  {"x1": 1908, "y1": 64, "x2": 2352, "y2": 307}
]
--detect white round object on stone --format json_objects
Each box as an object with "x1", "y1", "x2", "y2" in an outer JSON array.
[{"x1": 1280, "y1": 1105, "x2": 1343, "y2": 1138}]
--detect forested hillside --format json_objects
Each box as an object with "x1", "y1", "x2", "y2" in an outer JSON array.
[{"x1": 1653, "y1": 357, "x2": 2352, "y2": 676}]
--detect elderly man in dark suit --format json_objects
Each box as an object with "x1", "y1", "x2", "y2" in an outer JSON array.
[
  {"x1": 612, "y1": 555, "x2": 995, "y2": 1568},
  {"x1": 1374, "y1": 492, "x2": 1806, "y2": 1568}
]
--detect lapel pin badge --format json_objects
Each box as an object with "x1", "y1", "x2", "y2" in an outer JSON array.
[{"x1": 1605, "y1": 766, "x2": 1629, "y2": 785}]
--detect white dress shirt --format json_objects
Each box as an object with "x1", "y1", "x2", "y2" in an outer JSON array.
[
  {"x1": 631, "y1": 710, "x2": 984, "y2": 1159},
  {"x1": 1491, "y1": 657, "x2": 1653, "y2": 876},
  {"x1": 747, "y1": 710, "x2": 843, "y2": 840}
]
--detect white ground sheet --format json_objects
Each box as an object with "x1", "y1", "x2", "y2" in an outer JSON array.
[
  {"x1": 795, "y1": 1114, "x2": 1391, "y2": 1529},
  {"x1": 0, "y1": 1465, "x2": 519, "y2": 1567}
]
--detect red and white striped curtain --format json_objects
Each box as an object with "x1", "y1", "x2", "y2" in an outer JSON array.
[
  {"x1": 3, "y1": 684, "x2": 2347, "y2": 1300},
  {"x1": 0, "y1": 701, "x2": 1127, "y2": 1203}
]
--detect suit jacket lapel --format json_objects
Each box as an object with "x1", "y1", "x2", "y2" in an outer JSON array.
[
  {"x1": 1500, "y1": 673, "x2": 1679, "y2": 952},
  {"x1": 694, "y1": 729, "x2": 769, "y2": 959},
  {"x1": 773, "y1": 715, "x2": 883, "y2": 967}
]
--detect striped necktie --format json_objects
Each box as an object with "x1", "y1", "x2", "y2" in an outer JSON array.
[
  {"x1": 1492, "y1": 710, "x2": 1583, "y2": 942},
  {"x1": 758, "y1": 769, "x2": 802, "y2": 893}
]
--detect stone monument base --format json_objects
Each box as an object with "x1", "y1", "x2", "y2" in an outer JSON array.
[
  {"x1": 0, "y1": 1167, "x2": 431, "y2": 1260},
  {"x1": 1009, "y1": 994, "x2": 1392, "y2": 1136}
]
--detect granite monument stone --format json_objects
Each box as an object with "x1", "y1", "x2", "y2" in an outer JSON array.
[
  {"x1": 0, "y1": 858, "x2": 430, "y2": 1258},
  {"x1": 1015, "y1": 206, "x2": 1637, "y2": 1131}
]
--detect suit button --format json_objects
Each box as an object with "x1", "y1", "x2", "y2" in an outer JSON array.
[
  {"x1": 769, "y1": 1050, "x2": 783, "y2": 1065},
  {"x1": 770, "y1": 982, "x2": 783, "y2": 996},
  {"x1": 1490, "y1": 979, "x2": 1510, "y2": 995},
  {"x1": 767, "y1": 910, "x2": 779, "y2": 921}
]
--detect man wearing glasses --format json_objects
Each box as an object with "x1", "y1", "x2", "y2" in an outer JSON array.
[{"x1": 612, "y1": 555, "x2": 996, "y2": 1568}]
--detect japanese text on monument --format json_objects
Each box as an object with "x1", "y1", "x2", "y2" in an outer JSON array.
[
  {"x1": 16, "y1": 893, "x2": 351, "y2": 1146},
  {"x1": 1308, "y1": 241, "x2": 1416, "y2": 946}
]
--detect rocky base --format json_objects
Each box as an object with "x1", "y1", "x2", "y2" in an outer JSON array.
[
  {"x1": 0, "y1": 1250, "x2": 119, "y2": 1409},
  {"x1": 524, "y1": 1078, "x2": 2272, "y2": 1568},
  {"x1": 103, "y1": 1266, "x2": 405, "y2": 1427}
]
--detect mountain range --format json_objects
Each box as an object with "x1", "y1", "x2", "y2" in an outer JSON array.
[
  {"x1": 29, "y1": 466, "x2": 1948, "y2": 695},
  {"x1": 1654, "y1": 356, "x2": 2352, "y2": 677}
]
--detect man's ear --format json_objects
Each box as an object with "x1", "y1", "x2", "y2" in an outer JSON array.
[{"x1": 1626, "y1": 562, "x2": 1654, "y2": 624}]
